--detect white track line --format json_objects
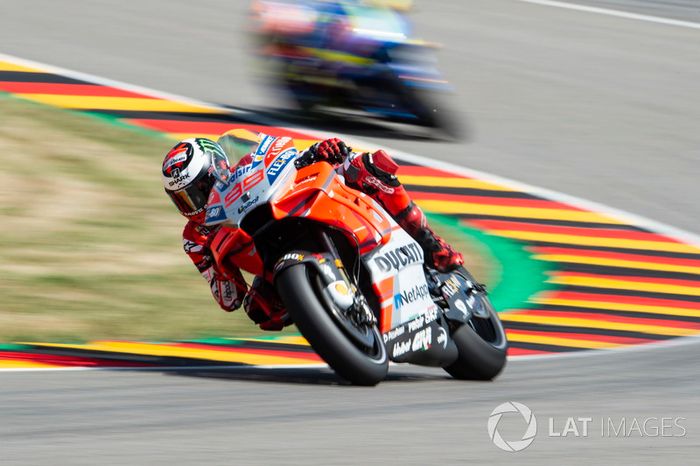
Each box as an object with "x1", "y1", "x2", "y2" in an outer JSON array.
[
  {"x1": 508, "y1": 333, "x2": 700, "y2": 362},
  {"x1": 515, "y1": 0, "x2": 700, "y2": 30},
  {"x1": 0, "y1": 363, "x2": 330, "y2": 373},
  {"x1": 1, "y1": 51, "x2": 700, "y2": 369}
]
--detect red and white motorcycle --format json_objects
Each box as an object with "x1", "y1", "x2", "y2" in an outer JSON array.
[{"x1": 207, "y1": 133, "x2": 507, "y2": 385}]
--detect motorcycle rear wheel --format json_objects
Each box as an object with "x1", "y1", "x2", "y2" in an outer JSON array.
[
  {"x1": 276, "y1": 264, "x2": 388, "y2": 386},
  {"x1": 444, "y1": 289, "x2": 507, "y2": 380},
  {"x1": 384, "y1": 76, "x2": 464, "y2": 140}
]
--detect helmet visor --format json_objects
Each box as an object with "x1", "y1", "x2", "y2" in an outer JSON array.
[{"x1": 167, "y1": 174, "x2": 215, "y2": 217}]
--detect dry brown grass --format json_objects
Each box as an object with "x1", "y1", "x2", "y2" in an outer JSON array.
[{"x1": 0, "y1": 95, "x2": 251, "y2": 341}]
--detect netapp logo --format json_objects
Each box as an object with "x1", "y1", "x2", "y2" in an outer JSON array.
[
  {"x1": 394, "y1": 284, "x2": 429, "y2": 309},
  {"x1": 373, "y1": 243, "x2": 424, "y2": 273}
]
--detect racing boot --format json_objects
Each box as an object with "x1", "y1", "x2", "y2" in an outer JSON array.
[
  {"x1": 394, "y1": 201, "x2": 464, "y2": 273},
  {"x1": 346, "y1": 150, "x2": 464, "y2": 273},
  {"x1": 243, "y1": 276, "x2": 292, "y2": 331}
]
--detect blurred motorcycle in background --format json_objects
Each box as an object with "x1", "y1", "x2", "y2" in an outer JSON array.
[{"x1": 250, "y1": 0, "x2": 462, "y2": 138}]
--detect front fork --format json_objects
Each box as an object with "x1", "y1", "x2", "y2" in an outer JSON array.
[
  {"x1": 317, "y1": 230, "x2": 377, "y2": 327},
  {"x1": 273, "y1": 231, "x2": 376, "y2": 328}
]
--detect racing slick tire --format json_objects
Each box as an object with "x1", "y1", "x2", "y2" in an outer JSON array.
[
  {"x1": 444, "y1": 293, "x2": 507, "y2": 381},
  {"x1": 277, "y1": 264, "x2": 388, "y2": 386}
]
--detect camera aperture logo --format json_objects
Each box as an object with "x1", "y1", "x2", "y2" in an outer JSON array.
[{"x1": 488, "y1": 401, "x2": 537, "y2": 452}]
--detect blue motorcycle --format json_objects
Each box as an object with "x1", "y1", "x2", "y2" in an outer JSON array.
[{"x1": 252, "y1": 1, "x2": 461, "y2": 137}]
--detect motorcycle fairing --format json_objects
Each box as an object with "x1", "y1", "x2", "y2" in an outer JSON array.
[
  {"x1": 361, "y1": 227, "x2": 437, "y2": 332},
  {"x1": 207, "y1": 139, "x2": 452, "y2": 364},
  {"x1": 209, "y1": 226, "x2": 264, "y2": 277},
  {"x1": 383, "y1": 308, "x2": 457, "y2": 367},
  {"x1": 274, "y1": 162, "x2": 438, "y2": 334},
  {"x1": 271, "y1": 162, "x2": 394, "y2": 253},
  {"x1": 205, "y1": 133, "x2": 298, "y2": 229}
]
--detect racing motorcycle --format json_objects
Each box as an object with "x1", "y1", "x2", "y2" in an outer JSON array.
[
  {"x1": 206, "y1": 134, "x2": 507, "y2": 385},
  {"x1": 250, "y1": 0, "x2": 461, "y2": 138}
]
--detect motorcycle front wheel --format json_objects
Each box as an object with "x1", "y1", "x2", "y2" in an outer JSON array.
[{"x1": 276, "y1": 264, "x2": 388, "y2": 386}]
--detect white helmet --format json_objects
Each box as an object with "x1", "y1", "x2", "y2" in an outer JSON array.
[{"x1": 161, "y1": 138, "x2": 228, "y2": 222}]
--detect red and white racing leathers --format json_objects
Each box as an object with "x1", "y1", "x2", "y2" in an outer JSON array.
[{"x1": 182, "y1": 221, "x2": 247, "y2": 312}]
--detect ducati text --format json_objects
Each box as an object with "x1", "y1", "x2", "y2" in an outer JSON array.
[{"x1": 373, "y1": 243, "x2": 424, "y2": 273}]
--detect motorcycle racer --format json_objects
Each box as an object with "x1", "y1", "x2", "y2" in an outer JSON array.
[{"x1": 162, "y1": 134, "x2": 463, "y2": 330}]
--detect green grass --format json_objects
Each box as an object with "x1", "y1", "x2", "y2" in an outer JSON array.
[{"x1": 0, "y1": 94, "x2": 493, "y2": 342}]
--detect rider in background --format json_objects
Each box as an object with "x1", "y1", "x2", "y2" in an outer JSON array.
[
  {"x1": 251, "y1": 0, "x2": 413, "y2": 64},
  {"x1": 161, "y1": 131, "x2": 462, "y2": 330}
]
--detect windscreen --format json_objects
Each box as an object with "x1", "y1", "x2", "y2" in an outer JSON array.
[
  {"x1": 345, "y1": 5, "x2": 408, "y2": 40},
  {"x1": 217, "y1": 129, "x2": 261, "y2": 168}
]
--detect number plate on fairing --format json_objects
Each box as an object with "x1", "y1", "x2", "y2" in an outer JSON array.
[{"x1": 205, "y1": 134, "x2": 298, "y2": 228}]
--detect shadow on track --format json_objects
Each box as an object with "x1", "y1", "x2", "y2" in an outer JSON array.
[
  {"x1": 220, "y1": 104, "x2": 469, "y2": 143},
  {"x1": 164, "y1": 366, "x2": 450, "y2": 386}
]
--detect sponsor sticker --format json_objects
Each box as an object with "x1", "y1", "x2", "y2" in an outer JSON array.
[
  {"x1": 163, "y1": 152, "x2": 188, "y2": 172},
  {"x1": 364, "y1": 175, "x2": 394, "y2": 194},
  {"x1": 167, "y1": 173, "x2": 192, "y2": 188},
  {"x1": 255, "y1": 135, "x2": 275, "y2": 155},
  {"x1": 205, "y1": 205, "x2": 226, "y2": 223},
  {"x1": 405, "y1": 307, "x2": 438, "y2": 333},
  {"x1": 383, "y1": 325, "x2": 406, "y2": 343},
  {"x1": 237, "y1": 195, "x2": 260, "y2": 214},
  {"x1": 266, "y1": 148, "x2": 298, "y2": 183},
  {"x1": 231, "y1": 164, "x2": 252, "y2": 182},
  {"x1": 281, "y1": 253, "x2": 304, "y2": 262},
  {"x1": 275, "y1": 253, "x2": 305, "y2": 273},
  {"x1": 436, "y1": 327, "x2": 447, "y2": 348},
  {"x1": 264, "y1": 137, "x2": 292, "y2": 165},
  {"x1": 183, "y1": 239, "x2": 203, "y2": 254},
  {"x1": 454, "y1": 299, "x2": 467, "y2": 314},
  {"x1": 373, "y1": 243, "x2": 424, "y2": 273},
  {"x1": 394, "y1": 283, "x2": 429, "y2": 309},
  {"x1": 163, "y1": 142, "x2": 192, "y2": 176},
  {"x1": 411, "y1": 327, "x2": 432, "y2": 352},
  {"x1": 442, "y1": 275, "x2": 461, "y2": 298},
  {"x1": 392, "y1": 339, "x2": 411, "y2": 357}
]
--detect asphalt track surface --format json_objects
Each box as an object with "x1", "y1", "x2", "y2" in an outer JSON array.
[
  {"x1": 1, "y1": 344, "x2": 698, "y2": 465},
  {"x1": 1, "y1": 0, "x2": 699, "y2": 464}
]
